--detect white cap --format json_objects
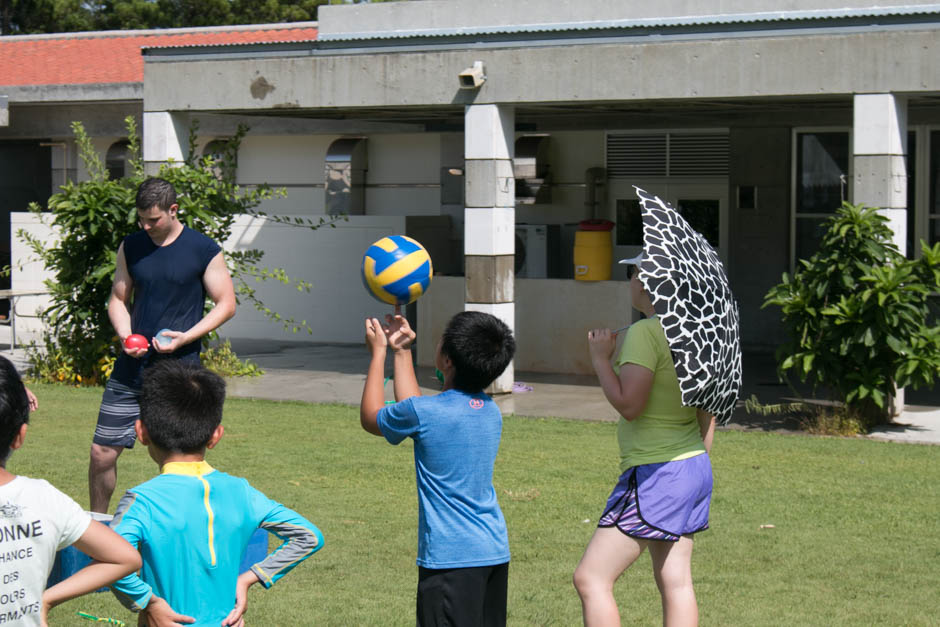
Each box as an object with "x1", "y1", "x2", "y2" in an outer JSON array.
[{"x1": 618, "y1": 252, "x2": 644, "y2": 265}]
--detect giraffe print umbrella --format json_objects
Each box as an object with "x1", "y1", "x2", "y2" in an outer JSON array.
[{"x1": 632, "y1": 187, "x2": 742, "y2": 424}]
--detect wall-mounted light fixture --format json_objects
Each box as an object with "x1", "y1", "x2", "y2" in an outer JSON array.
[{"x1": 458, "y1": 61, "x2": 486, "y2": 89}]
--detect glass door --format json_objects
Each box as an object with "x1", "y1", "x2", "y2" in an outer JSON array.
[{"x1": 610, "y1": 180, "x2": 729, "y2": 268}]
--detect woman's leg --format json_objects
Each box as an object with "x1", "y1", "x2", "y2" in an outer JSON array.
[
  {"x1": 648, "y1": 535, "x2": 697, "y2": 627},
  {"x1": 573, "y1": 527, "x2": 647, "y2": 627}
]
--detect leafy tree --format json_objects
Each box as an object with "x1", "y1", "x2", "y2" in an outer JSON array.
[
  {"x1": 763, "y1": 202, "x2": 940, "y2": 426},
  {"x1": 1, "y1": 0, "x2": 96, "y2": 35},
  {"x1": 1, "y1": 0, "x2": 399, "y2": 34},
  {"x1": 21, "y1": 116, "x2": 337, "y2": 384}
]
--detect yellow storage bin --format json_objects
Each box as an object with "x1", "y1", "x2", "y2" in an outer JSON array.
[{"x1": 574, "y1": 229, "x2": 613, "y2": 281}]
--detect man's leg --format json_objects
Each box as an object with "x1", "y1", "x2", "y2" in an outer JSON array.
[
  {"x1": 90, "y1": 379, "x2": 140, "y2": 513},
  {"x1": 89, "y1": 443, "x2": 123, "y2": 513}
]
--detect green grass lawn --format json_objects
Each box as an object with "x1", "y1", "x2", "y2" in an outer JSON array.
[{"x1": 14, "y1": 383, "x2": 940, "y2": 626}]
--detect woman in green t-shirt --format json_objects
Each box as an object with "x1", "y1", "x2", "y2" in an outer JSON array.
[{"x1": 574, "y1": 260, "x2": 716, "y2": 626}]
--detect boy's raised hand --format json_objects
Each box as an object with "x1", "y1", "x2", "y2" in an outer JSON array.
[
  {"x1": 364, "y1": 317, "x2": 389, "y2": 355},
  {"x1": 138, "y1": 596, "x2": 195, "y2": 627},
  {"x1": 385, "y1": 306, "x2": 416, "y2": 351},
  {"x1": 222, "y1": 570, "x2": 260, "y2": 627}
]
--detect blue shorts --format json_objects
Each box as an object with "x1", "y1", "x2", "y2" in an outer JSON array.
[
  {"x1": 599, "y1": 453, "x2": 712, "y2": 541},
  {"x1": 92, "y1": 379, "x2": 141, "y2": 448}
]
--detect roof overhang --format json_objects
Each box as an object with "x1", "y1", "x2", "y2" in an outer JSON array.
[
  {"x1": 142, "y1": 27, "x2": 940, "y2": 115},
  {"x1": 2, "y1": 83, "x2": 141, "y2": 105}
]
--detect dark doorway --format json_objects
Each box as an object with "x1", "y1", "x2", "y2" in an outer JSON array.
[{"x1": 0, "y1": 142, "x2": 52, "y2": 316}]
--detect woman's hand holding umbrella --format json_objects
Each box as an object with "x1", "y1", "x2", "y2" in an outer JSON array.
[{"x1": 587, "y1": 328, "x2": 616, "y2": 363}]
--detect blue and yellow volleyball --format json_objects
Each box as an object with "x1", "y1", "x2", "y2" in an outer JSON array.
[{"x1": 361, "y1": 235, "x2": 433, "y2": 305}]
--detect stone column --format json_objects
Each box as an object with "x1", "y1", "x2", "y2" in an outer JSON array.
[
  {"x1": 142, "y1": 111, "x2": 189, "y2": 176},
  {"x1": 853, "y1": 94, "x2": 908, "y2": 254},
  {"x1": 464, "y1": 104, "x2": 515, "y2": 394},
  {"x1": 853, "y1": 93, "x2": 908, "y2": 414}
]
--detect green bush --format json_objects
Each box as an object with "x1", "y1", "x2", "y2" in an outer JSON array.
[
  {"x1": 201, "y1": 340, "x2": 263, "y2": 378},
  {"x1": 763, "y1": 202, "x2": 940, "y2": 426},
  {"x1": 21, "y1": 116, "x2": 336, "y2": 385}
]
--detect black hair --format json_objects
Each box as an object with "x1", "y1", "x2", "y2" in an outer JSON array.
[
  {"x1": 136, "y1": 177, "x2": 177, "y2": 212},
  {"x1": 440, "y1": 311, "x2": 515, "y2": 393},
  {"x1": 140, "y1": 360, "x2": 226, "y2": 454},
  {"x1": 0, "y1": 357, "x2": 29, "y2": 466}
]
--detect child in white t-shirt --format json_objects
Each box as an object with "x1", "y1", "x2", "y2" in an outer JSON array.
[{"x1": 0, "y1": 357, "x2": 140, "y2": 626}]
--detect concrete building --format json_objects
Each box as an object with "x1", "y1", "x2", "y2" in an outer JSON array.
[{"x1": 3, "y1": 1, "x2": 940, "y2": 392}]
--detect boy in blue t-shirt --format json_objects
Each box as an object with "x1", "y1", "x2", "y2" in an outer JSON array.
[
  {"x1": 109, "y1": 360, "x2": 324, "y2": 627},
  {"x1": 360, "y1": 309, "x2": 516, "y2": 626}
]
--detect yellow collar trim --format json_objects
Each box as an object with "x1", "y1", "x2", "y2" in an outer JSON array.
[{"x1": 161, "y1": 460, "x2": 215, "y2": 477}]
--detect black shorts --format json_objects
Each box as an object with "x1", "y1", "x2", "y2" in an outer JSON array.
[{"x1": 417, "y1": 562, "x2": 508, "y2": 627}]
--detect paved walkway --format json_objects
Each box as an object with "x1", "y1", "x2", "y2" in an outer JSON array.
[
  {"x1": 5, "y1": 330, "x2": 937, "y2": 445},
  {"x1": 222, "y1": 339, "x2": 940, "y2": 445}
]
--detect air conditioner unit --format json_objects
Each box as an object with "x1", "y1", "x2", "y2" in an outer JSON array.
[{"x1": 515, "y1": 224, "x2": 548, "y2": 278}]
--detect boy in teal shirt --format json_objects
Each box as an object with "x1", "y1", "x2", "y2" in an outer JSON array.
[{"x1": 110, "y1": 361, "x2": 324, "y2": 626}]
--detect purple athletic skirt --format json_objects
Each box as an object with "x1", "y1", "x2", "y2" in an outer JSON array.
[{"x1": 598, "y1": 453, "x2": 712, "y2": 541}]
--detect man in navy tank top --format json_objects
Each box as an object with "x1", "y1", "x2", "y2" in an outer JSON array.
[{"x1": 89, "y1": 177, "x2": 236, "y2": 513}]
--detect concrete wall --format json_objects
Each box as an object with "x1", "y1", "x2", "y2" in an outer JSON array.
[
  {"x1": 10, "y1": 212, "x2": 56, "y2": 344},
  {"x1": 0, "y1": 103, "x2": 139, "y2": 139},
  {"x1": 4, "y1": 122, "x2": 822, "y2": 360},
  {"x1": 144, "y1": 29, "x2": 940, "y2": 112},
  {"x1": 418, "y1": 275, "x2": 631, "y2": 375},
  {"x1": 222, "y1": 214, "x2": 407, "y2": 343},
  {"x1": 516, "y1": 130, "x2": 606, "y2": 225},
  {"x1": 236, "y1": 132, "x2": 441, "y2": 217},
  {"x1": 12, "y1": 211, "x2": 412, "y2": 345}
]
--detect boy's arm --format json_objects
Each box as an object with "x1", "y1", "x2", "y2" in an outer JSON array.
[
  {"x1": 223, "y1": 571, "x2": 259, "y2": 627},
  {"x1": 360, "y1": 317, "x2": 387, "y2": 436},
  {"x1": 249, "y1": 502, "x2": 324, "y2": 589},
  {"x1": 41, "y1": 521, "x2": 142, "y2": 623},
  {"x1": 386, "y1": 308, "x2": 421, "y2": 401},
  {"x1": 222, "y1": 486, "x2": 322, "y2": 626},
  {"x1": 108, "y1": 492, "x2": 156, "y2": 612}
]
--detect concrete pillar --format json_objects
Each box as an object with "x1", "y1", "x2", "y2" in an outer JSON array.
[
  {"x1": 464, "y1": 104, "x2": 515, "y2": 393},
  {"x1": 853, "y1": 93, "x2": 907, "y2": 414},
  {"x1": 142, "y1": 111, "x2": 189, "y2": 176},
  {"x1": 853, "y1": 94, "x2": 908, "y2": 254}
]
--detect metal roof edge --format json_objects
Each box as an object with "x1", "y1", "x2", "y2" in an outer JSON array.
[
  {"x1": 142, "y1": 38, "x2": 318, "y2": 52},
  {"x1": 317, "y1": 6, "x2": 940, "y2": 41}
]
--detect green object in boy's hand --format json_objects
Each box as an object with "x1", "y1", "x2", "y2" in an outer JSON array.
[{"x1": 77, "y1": 611, "x2": 126, "y2": 626}]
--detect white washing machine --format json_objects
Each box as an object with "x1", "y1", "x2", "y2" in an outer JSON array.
[{"x1": 515, "y1": 224, "x2": 548, "y2": 278}]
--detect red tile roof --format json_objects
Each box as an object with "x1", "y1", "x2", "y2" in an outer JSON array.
[{"x1": 0, "y1": 25, "x2": 318, "y2": 87}]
